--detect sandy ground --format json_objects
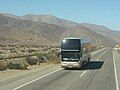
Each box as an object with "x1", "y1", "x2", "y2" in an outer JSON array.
[{"x1": 0, "y1": 63, "x2": 58, "y2": 84}]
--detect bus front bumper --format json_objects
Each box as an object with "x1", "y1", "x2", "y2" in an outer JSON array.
[{"x1": 61, "y1": 62, "x2": 81, "y2": 69}]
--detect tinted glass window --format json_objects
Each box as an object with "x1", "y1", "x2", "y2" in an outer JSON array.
[
  {"x1": 61, "y1": 52, "x2": 79, "y2": 61},
  {"x1": 61, "y1": 39, "x2": 80, "y2": 50}
]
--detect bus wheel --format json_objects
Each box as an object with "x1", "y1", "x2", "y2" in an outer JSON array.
[
  {"x1": 80, "y1": 61, "x2": 84, "y2": 69},
  {"x1": 88, "y1": 57, "x2": 90, "y2": 61}
]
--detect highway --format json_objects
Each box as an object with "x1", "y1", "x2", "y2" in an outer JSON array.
[{"x1": 0, "y1": 48, "x2": 120, "y2": 90}]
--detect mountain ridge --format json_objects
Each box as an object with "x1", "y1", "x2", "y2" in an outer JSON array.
[{"x1": 0, "y1": 13, "x2": 119, "y2": 46}]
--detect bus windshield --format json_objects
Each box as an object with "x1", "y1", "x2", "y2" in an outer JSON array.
[
  {"x1": 61, "y1": 52, "x2": 79, "y2": 61},
  {"x1": 61, "y1": 39, "x2": 80, "y2": 51}
]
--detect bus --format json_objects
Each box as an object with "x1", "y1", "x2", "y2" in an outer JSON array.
[{"x1": 61, "y1": 38, "x2": 91, "y2": 69}]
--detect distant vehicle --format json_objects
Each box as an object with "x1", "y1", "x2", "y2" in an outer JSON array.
[
  {"x1": 114, "y1": 45, "x2": 120, "y2": 50},
  {"x1": 61, "y1": 38, "x2": 91, "y2": 69}
]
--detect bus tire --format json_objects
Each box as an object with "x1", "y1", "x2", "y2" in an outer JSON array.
[
  {"x1": 80, "y1": 61, "x2": 84, "y2": 69},
  {"x1": 88, "y1": 57, "x2": 90, "y2": 62}
]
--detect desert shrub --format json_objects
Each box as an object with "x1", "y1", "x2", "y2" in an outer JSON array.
[
  {"x1": 55, "y1": 51, "x2": 61, "y2": 57},
  {"x1": 45, "y1": 54, "x2": 60, "y2": 64},
  {"x1": 0, "y1": 55, "x2": 4, "y2": 60},
  {"x1": 26, "y1": 56, "x2": 39, "y2": 65},
  {"x1": 44, "y1": 54, "x2": 56, "y2": 60},
  {"x1": 8, "y1": 61, "x2": 28, "y2": 70},
  {"x1": 39, "y1": 56, "x2": 47, "y2": 63},
  {"x1": 0, "y1": 60, "x2": 7, "y2": 71},
  {"x1": 21, "y1": 49, "x2": 25, "y2": 52},
  {"x1": 34, "y1": 52, "x2": 60, "y2": 64},
  {"x1": 35, "y1": 52, "x2": 47, "y2": 63},
  {"x1": 7, "y1": 58, "x2": 28, "y2": 70}
]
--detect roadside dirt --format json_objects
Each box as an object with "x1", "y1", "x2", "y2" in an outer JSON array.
[{"x1": 0, "y1": 63, "x2": 59, "y2": 85}]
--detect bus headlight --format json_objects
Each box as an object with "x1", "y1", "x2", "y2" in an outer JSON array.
[{"x1": 63, "y1": 39, "x2": 66, "y2": 43}]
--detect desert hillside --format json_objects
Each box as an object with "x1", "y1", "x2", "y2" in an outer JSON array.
[{"x1": 0, "y1": 13, "x2": 119, "y2": 46}]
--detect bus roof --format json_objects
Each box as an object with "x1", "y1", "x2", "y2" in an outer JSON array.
[{"x1": 63, "y1": 38, "x2": 91, "y2": 42}]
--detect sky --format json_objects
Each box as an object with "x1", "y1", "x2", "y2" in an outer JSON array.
[{"x1": 0, "y1": 0, "x2": 120, "y2": 30}]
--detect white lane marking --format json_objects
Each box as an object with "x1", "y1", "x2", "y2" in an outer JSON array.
[
  {"x1": 113, "y1": 50, "x2": 119, "y2": 90},
  {"x1": 13, "y1": 68, "x2": 62, "y2": 90},
  {"x1": 96, "y1": 49, "x2": 109, "y2": 61},
  {"x1": 80, "y1": 49, "x2": 108, "y2": 77},
  {"x1": 91, "y1": 48, "x2": 107, "y2": 56},
  {"x1": 80, "y1": 71, "x2": 86, "y2": 77}
]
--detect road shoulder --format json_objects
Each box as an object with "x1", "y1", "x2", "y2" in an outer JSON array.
[{"x1": 113, "y1": 50, "x2": 120, "y2": 90}]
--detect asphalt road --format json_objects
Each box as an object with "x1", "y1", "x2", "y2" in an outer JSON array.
[{"x1": 0, "y1": 48, "x2": 120, "y2": 90}]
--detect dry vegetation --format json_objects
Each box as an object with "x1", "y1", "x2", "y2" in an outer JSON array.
[{"x1": 0, "y1": 44, "x2": 60, "y2": 71}]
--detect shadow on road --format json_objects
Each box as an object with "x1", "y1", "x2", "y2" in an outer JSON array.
[
  {"x1": 64, "y1": 61, "x2": 104, "y2": 70},
  {"x1": 84, "y1": 61, "x2": 104, "y2": 70}
]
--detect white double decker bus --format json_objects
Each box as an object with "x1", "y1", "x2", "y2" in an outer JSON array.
[{"x1": 61, "y1": 38, "x2": 91, "y2": 69}]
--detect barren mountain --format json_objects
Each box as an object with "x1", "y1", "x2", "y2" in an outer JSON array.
[
  {"x1": 0, "y1": 13, "x2": 118, "y2": 46},
  {"x1": 20, "y1": 14, "x2": 120, "y2": 44},
  {"x1": 2, "y1": 13, "x2": 78, "y2": 27},
  {"x1": 0, "y1": 14, "x2": 64, "y2": 45},
  {"x1": 62, "y1": 26, "x2": 116, "y2": 46},
  {"x1": 80, "y1": 23, "x2": 120, "y2": 43}
]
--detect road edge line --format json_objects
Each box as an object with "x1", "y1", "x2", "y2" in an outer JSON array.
[
  {"x1": 113, "y1": 50, "x2": 119, "y2": 90},
  {"x1": 13, "y1": 68, "x2": 62, "y2": 90}
]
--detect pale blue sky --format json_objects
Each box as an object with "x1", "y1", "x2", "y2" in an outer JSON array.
[{"x1": 0, "y1": 0, "x2": 120, "y2": 30}]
